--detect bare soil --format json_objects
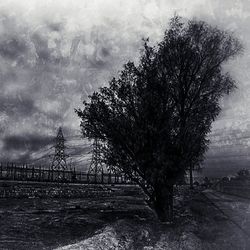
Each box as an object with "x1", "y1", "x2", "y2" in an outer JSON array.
[{"x1": 0, "y1": 185, "x2": 249, "y2": 249}]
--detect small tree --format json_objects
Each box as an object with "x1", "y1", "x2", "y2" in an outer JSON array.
[
  {"x1": 237, "y1": 169, "x2": 250, "y2": 180},
  {"x1": 76, "y1": 16, "x2": 242, "y2": 222}
]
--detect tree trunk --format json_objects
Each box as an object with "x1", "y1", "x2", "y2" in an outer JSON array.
[
  {"x1": 154, "y1": 184, "x2": 174, "y2": 222},
  {"x1": 189, "y1": 165, "x2": 193, "y2": 189}
]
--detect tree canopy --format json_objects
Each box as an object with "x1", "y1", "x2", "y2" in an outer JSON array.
[{"x1": 76, "y1": 16, "x2": 242, "y2": 221}]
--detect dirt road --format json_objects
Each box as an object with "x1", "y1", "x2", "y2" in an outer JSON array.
[{"x1": 202, "y1": 189, "x2": 250, "y2": 243}]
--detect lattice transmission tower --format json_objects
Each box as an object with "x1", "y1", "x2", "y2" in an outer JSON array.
[
  {"x1": 88, "y1": 138, "x2": 104, "y2": 182},
  {"x1": 51, "y1": 127, "x2": 68, "y2": 170}
]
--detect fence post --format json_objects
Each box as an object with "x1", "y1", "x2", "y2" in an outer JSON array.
[
  {"x1": 0, "y1": 163, "x2": 2, "y2": 178},
  {"x1": 39, "y1": 166, "x2": 41, "y2": 181},
  {"x1": 48, "y1": 168, "x2": 50, "y2": 182},
  {"x1": 94, "y1": 172, "x2": 96, "y2": 184},
  {"x1": 9, "y1": 162, "x2": 12, "y2": 179},
  {"x1": 108, "y1": 172, "x2": 111, "y2": 184},
  {"x1": 79, "y1": 172, "x2": 82, "y2": 182},
  {"x1": 32, "y1": 166, "x2": 35, "y2": 180},
  {"x1": 63, "y1": 169, "x2": 65, "y2": 181},
  {"x1": 25, "y1": 164, "x2": 28, "y2": 180},
  {"x1": 6, "y1": 162, "x2": 9, "y2": 178},
  {"x1": 101, "y1": 169, "x2": 104, "y2": 184},
  {"x1": 73, "y1": 167, "x2": 77, "y2": 182},
  {"x1": 51, "y1": 168, "x2": 54, "y2": 182},
  {"x1": 20, "y1": 164, "x2": 23, "y2": 180},
  {"x1": 12, "y1": 163, "x2": 15, "y2": 180}
]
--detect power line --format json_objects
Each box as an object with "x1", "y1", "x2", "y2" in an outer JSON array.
[
  {"x1": 70, "y1": 158, "x2": 89, "y2": 164},
  {"x1": 31, "y1": 145, "x2": 55, "y2": 157},
  {"x1": 29, "y1": 154, "x2": 50, "y2": 163}
]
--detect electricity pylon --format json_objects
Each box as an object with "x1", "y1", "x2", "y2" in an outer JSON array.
[
  {"x1": 51, "y1": 127, "x2": 68, "y2": 170},
  {"x1": 88, "y1": 138, "x2": 104, "y2": 182}
]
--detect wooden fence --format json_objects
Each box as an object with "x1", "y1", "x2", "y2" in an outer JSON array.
[{"x1": 0, "y1": 162, "x2": 131, "y2": 185}]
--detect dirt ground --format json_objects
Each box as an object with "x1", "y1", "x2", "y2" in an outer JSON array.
[
  {"x1": 55, "y1": 187, "x2": 250, "y2": 250},
  {"x1": 0, "y1": 186, "x2": 249, "y2": 250}
]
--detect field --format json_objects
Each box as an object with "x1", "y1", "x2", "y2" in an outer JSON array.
[
  {"x1": 0, "y1": 182, "x2": 249, "y2": 250},
  {"x1": 0, "y1": 183, "x2": 152, "y2": 250}
]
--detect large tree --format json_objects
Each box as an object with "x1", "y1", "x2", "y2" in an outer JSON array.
[{"x1": 76, "y1": 16, "x2": 242, "y2": 222}]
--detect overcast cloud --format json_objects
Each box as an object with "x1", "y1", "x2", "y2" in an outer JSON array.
[{"x1": 0, "y1": 0, "x2": 249, "y2": 174}]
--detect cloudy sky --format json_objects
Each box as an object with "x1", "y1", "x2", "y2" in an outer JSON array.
[{"x1": 0, "y1": 0, "x2": 249, "y2": 175}]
